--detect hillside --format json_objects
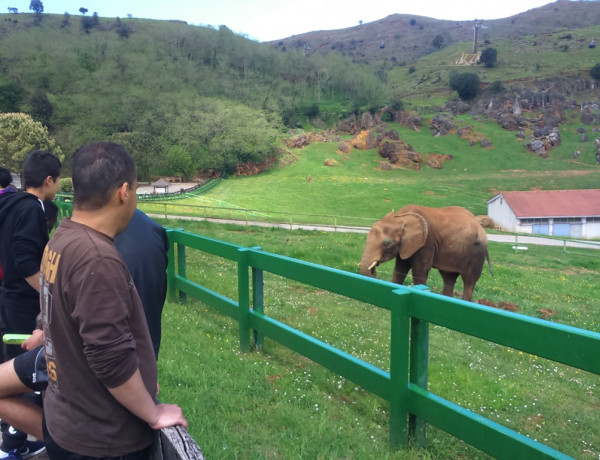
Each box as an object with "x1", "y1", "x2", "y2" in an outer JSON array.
[
  {"x1": 267, "y1": 1, "x2": 600, "y2": 66},
  {"x1": 1, "y1": 3, "x2": 600, "y2": 183}
]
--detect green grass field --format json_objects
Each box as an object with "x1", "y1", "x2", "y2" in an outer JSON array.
[
  {"x1": 138, "y1": 114, "x2": 600, "y2": 225},
  {"x1": 155, "y1": 219, "x2": 600, "y2": 459},
  {"x1": 140, "y1": 86, "x2": 600, "y2": 458}
]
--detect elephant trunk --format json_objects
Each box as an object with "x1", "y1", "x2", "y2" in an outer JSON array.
[{"x1": 359, "y1": 249, "x2": 380, "y2": 278}]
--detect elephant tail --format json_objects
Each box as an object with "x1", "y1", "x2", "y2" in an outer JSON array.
[{"x1": 486, "y1": 249, "x2": 494, "y2": 276}]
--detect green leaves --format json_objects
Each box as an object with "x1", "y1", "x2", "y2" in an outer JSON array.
[{"x1": 0, "y1": 112, "x2": 63, "y2": 173}]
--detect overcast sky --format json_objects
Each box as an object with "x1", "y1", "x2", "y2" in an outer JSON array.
[{"x1": 5, "y1": 0, "x2": 591, "y2": 42}]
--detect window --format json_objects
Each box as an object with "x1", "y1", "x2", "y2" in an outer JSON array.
[
  {"x1": 520, "y1": 218, "x2": 549, "y2": 224},
  {"x1": 554, "y1": 217, "x2": 582, "y2": 223}
]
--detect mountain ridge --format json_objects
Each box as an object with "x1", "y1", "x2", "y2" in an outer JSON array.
[{"x1": 266, "y1": 1, "x2": 600, "y2": 66}]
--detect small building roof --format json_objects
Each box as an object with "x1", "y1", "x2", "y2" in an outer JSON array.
[
  {"x1": 489, "y1": 189, "x2": 600, "y2": 218},
  {"x1": 152, "y1": 178, "x2": 170, "y2": 188}
]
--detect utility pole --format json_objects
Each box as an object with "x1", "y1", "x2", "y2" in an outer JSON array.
[{"x1": 473, "y1": 19, "x2": 483, "y2": 53}]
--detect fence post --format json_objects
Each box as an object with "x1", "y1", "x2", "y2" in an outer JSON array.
[
  {"x1": 237, "y1": 248, "x2": 251, "y2": 352},
  {"x1": 389, "y1": 288, "x2": 411, "y2": 449},
  {"x1": 166, "y1": 230, "x2": 177, "y2": 302},
  {"x1": 252, "y1": 266, "x2": 264, "y2": 351},
  {"x1": 177, "y1": 241, "x2": 187, "y2": 304},
  {"x1": 408, "y1": 285, "x2": 430, "y2": 447},
  {"x1": 408, "y1": 321, "x2": 429, "y2": 446}
]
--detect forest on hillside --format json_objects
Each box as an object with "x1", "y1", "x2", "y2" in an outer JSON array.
[{"x1": 0, "y1": 13, "x2": 386, "y2": 177}]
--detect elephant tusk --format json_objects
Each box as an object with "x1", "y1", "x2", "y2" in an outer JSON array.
[{"x1": 368, "y1": 261, "x2": 378, "y2": 270}]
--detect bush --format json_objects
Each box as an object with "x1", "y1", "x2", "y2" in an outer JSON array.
[
  {"x1": 490, "y1": 80, "x2": 505, "y2": 94},
  {"x1": 590, "y1": 63, "x2": 600, "y2": 80},
  {"x1": 432, "y1": 35, "x2": 444, "y2": 50},
  {"x1": 449, "y1": 71, "x2": 480, "y2": 101},
  {"x1": 59, "y1": 177, "x2": 72, "y2": 193},
  {"x1": 480, "y1": 48, "x2": 497, "y2": 68}
]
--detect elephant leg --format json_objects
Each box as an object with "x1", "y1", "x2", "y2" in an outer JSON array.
[
  {"x1": 392, "y1": 256, "x2": 410, "y2": 284},
  {"x1": 410, "y1": 265, "x2": 431, "y2": 288},
  {"x1": 461, "y1": 274, "x2": 481, "y2": 302},
  {"x1": 439, "y1": 270, "x2": 459, "y2": 297}
]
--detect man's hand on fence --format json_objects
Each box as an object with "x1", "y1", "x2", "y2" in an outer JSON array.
[{"x1": 150, "y1": 403, "x2": 189, "y2": 430}]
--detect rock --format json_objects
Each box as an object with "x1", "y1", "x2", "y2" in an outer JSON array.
[
  {"x1": 430, "y1": 114, "x2": 456, "y2": 137},
  {"x1": 385, "y1": 130, "x2": 399, "y2": 140},
  {"x1": 338, "y1": 141, "x2": 350, "y2": 153},
  {"x1": 480, "y1": 138, "x2": 492, "y2": 148},
  {"x1": 407, "y1": 115, "x2": 422, "y2": 131},
  {"x1": 426, "y1": 158, "x2": 442, "y2": 169},
  {"x1": 324, "y1": 159, "x2": 339, "y2": 167},
  {"x1": 527, "y1": 139, "x2": 545, "y2": 155},
  {"x1": 283, "y1": 134, "x2": 310, "y2": 148}
]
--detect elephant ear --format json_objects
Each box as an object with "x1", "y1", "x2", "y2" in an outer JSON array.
[{"x1": 397, "y1": 212, "x2": 428, "y2": 259}]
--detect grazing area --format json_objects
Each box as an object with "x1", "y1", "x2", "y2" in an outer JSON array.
[
  {"x1": 155, "y1": 219, "x2": 599, "y2": 459},
  {"x1": 155, "y1": 114, "x2": 600, "y2": 223},
  {"x1": 4, "y1": 3, "x2": 600, "y2": 458}
]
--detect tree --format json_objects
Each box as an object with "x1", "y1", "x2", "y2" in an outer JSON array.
[
  {"x1": 590, "y1": 63, "x2": 600, "y2": 81},
  {"x1": 0, "y1": 113, "x2": 63, "y2": 173},
  {"x1": 79, "y1": 7, "x2": 88, "y2": 14},
  {"x1": 108, "y1": 131, "x2": 163, "y2": 181},
  {"x1": 449, "y1": 71, "x2": 480, "y2": 101},
  {"x1": 0, "y1": 82, "x2": 23, "y2": 112},
  {"x1": 432, "y1": 35, "x2": 445, "y2": 50},
  {"x1": 168, "y1": 97, "x2": 280, "y2": 175},
  {"x1": 480, "y1": 48, "x2": 497, "y2": 68},
  {"x1": 29, "y1": 0, "x2": 43, "y2": 14},
  {"x1": 30, "y1": 90, "x2": 54, "y2": 126},
  {"x1": 165, "y1": 146, "x2": 194, "y2": 180}
]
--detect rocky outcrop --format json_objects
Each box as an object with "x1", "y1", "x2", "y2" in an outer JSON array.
[
  {"x1": 336, "y1": 108, "x2": 423, "y2": 134},
  {"x1": 526, "y1": 127, "x2": 561, "y2": 157},
  {"x1": 346, "y1": 128, "x2": 452, "y2": 170},
  {"x1": 283, "y1": 134, "x2": 311, "y2": 148},
  {"x1": 430, "y1": 114, "x2": 456, "y2": 137}
]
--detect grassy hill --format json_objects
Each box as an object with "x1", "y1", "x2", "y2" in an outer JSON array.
[
  {"x1": 178, "y1": 113, "x2": 600, "y2": 221},
  {"x1": 2, "y1": 2, "x2": 600, "y2": 185},
  {"x1": 269, "y1": 1, "x2": 600, "y2": 67}
]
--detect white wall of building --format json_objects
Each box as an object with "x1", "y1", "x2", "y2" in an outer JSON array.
[
  {"x1": 487, "y1": 194, "x2": 600, "y2": 239},
  {"x1": 487, "y1": 195, "x2": 518, "y2": 232}
]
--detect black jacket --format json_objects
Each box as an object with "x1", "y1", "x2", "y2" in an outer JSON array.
[
  {"x1": 115, "y1": 209, "x2": 169, "y2": 359},
  {"x1": 0, "y1": 191, "x2": 48, "y2": 311}
]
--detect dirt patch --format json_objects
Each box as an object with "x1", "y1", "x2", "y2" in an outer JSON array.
[{"x1": 477, "y1": 299, "x2": 520, "y2": 312}]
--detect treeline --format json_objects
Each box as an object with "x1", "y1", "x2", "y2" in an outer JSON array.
[{"x1": 0, "y1": 13, "x2": 387, "y2": 177}]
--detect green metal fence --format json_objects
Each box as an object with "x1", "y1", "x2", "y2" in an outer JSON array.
[{"x1": 166, "y1": 228, "x2": 600, "y2": 460}]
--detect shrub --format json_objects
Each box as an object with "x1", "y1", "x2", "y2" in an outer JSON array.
[
  {"x1": 59, "y1": 177, "x2": 72, "y2": 193},
  {"x1": 490, "y1": 80, "x2": 505, "y2": 94},
  {"x1": 480, "y1": 48, "x2": 497, "y2": 68},
  {"x1": 449, "y1": 71, "x2": 480, "y2": 101},
  {"x1": 590, "y1": 64, "x2": 600, "y2": 80},
  {"x1": 432, "y1": 35, "x2": 444, "y2": 50}
]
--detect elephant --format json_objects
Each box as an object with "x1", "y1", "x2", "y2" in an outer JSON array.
[{"x1": 359, "y1": 205, "x2": 492, "y2": 301}]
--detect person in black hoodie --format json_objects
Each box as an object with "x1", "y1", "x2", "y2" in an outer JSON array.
[{"x1": 0, "y1": 151, "x2": 61, "y2": 458}]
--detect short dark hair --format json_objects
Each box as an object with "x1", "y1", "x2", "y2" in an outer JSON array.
[
  {"x1": 71, "y1": 142, "x2": 136, "y2": 211},
  {"x1": 22, "y1": 151, "x2": 61, "y2": 190},
  {"x1": 0, "y1": 167, "x2": 12, "y2": 188}
]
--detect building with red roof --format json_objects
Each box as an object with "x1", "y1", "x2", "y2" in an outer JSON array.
[{"x1": 487, "y1": 190, "x2": 600, "y2": 238}]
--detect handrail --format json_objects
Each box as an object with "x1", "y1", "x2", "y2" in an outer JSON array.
[{"x1": 166, "y1": 228, "x2": 598, "y2": 459}]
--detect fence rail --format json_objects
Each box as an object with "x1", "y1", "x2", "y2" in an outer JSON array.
[{"x1": 166, "y1": 228, "x2": 600, "y2": 459}]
